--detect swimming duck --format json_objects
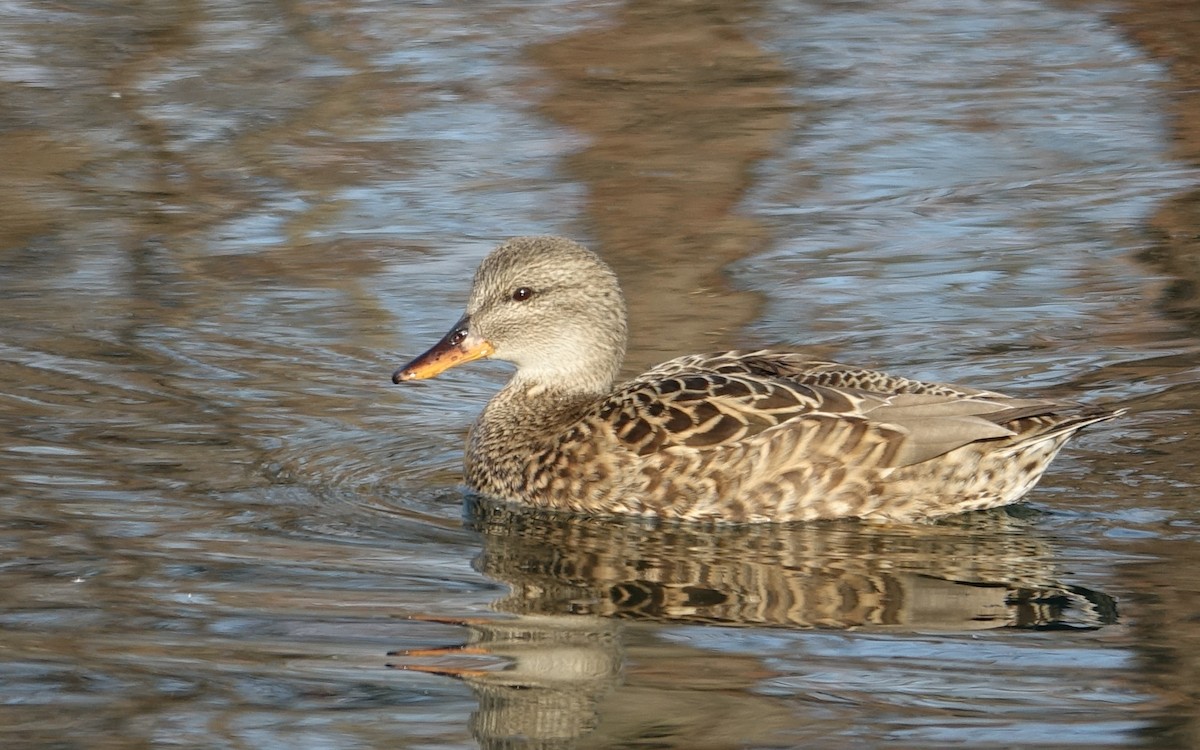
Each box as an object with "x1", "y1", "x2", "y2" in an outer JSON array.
[{"x1": 393, "y1": 236, "x2": 1121, "y2": 523}]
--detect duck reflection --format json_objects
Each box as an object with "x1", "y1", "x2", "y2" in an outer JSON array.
[
  {"x1": 466, "y1": 500, "x2": 1114, "y2": 631},
  {"x1": 393, "y1": 502, "x2": 1115, "y2": 748}
]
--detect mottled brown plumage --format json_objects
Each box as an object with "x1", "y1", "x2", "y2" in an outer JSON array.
[{"x1": 394, "y1": 236, "x2": 1122, "y2": 522}]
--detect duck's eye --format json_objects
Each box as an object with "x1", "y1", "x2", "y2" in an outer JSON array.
[{"x1": 511, "y1": 287, "x2": 534, "y2": 302}]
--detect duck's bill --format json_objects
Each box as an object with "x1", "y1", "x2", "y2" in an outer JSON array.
[{"x1": 393, "y1": 317, "x2": 495, "y2": 383}]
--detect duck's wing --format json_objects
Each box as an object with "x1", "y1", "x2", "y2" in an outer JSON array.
[{"x1": 594, "y1": 351, "x2": 1092, "y2": 468}]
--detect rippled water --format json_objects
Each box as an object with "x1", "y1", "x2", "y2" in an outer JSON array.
[{"x1": 2, "y1": 0, "x2": 1199, "y2": 747}]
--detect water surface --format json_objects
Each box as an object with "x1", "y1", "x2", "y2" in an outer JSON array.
[{"x1": 1, "y1": 0, "x2": 1199, "y2": 747}]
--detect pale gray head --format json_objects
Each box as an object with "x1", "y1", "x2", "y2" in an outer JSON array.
[{"x1": 394, "y1": 236, "x2": 629, "y2": 395}]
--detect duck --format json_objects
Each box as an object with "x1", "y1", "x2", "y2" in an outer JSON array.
[{"x1": 392, "y1": 235, "x2": 1122, "y2": 523}]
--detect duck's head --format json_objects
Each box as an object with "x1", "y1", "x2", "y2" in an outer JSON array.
[{"x1": 393, "y1": 236, "x2": 629, "y2": 395}]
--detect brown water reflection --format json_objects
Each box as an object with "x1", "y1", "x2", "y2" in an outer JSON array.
[
  {"x1": 531, "y1": 0, "x2": 785, "y2": 369},
  {"x1": 0, "y1": 0, "x2": 1198, "y2": 747},
  {"x1": 1086, "y1": 2, "x2": 1200, "y2": 745}
]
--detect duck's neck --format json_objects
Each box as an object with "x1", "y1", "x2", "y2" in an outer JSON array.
[
  {"x1": 465, "y1": 374, "x2": 609, "y2": 495},
  {"x1": 481, "y1": 372, "x2": 612, "y2": 434},
  {"x1": 465, "y1": 318, "x2": 627, "y2": 492}
]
